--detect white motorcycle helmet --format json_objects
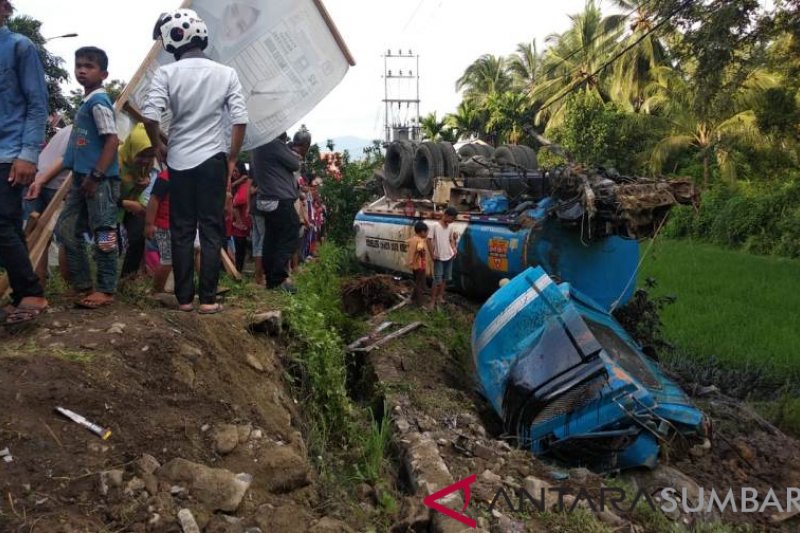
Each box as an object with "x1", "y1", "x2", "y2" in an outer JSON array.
[{"x1": 152, "y1": 9, "x2": 208, "y2": 56}]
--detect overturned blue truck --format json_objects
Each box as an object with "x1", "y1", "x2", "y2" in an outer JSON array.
[{"x1": 355, "y1": 141, "x2": 709, "y2": 471}]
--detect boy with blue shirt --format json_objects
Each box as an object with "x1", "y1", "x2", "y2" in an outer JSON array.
[{"x1": 56, "y1": 47, "x2": 121, "y2": 310}]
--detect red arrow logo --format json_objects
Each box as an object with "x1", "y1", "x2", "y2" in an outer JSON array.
[{"x1": 423, "y1": 474, "x2": 477, "y2": 528}]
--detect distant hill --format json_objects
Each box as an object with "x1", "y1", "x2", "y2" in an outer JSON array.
[{"x1": 325, "y1": 136, "x2": 376, "y2": 159}]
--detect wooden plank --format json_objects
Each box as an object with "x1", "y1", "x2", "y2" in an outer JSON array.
[
  {"x1": 347, "y1": 321, "x2": 394, "y2": 351},
  {"x1": 312, "y1": 0, "x2": 356, "y2": 66},
  {"x1": 354, "y1": 322, "x2": 424, "y2": 353},
  {"x1": 220, "y1": 249, "x2": 242, "y2": 281}
]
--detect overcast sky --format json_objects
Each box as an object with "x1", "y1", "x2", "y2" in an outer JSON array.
[{"x1": 18, "y1": 0, "x2": 606, "y2": 143}]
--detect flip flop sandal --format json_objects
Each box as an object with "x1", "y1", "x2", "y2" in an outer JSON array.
[
  {"x1": 75, "y1": 297, "x2": 114, "y2": 310},
  {"x1": 198, "y1": 304, "x2": 224, "y2": 315},
  {"x1": 5, "y1": 304, "x2": 48, "y2": 326},
  {"x1": 178, "y1": 304, "x2": 195, "y2": 312}
]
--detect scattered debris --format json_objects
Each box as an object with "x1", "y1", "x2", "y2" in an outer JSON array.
[
  {"x1": 247, "y1": 310, "x2": 283, "y2": 336},
  {"x1": 351, "y1": 322, "x2": 424, "y2": 353},
  {"x1": 178, "y1": 508, "x2": 202, "y2": 533},
  {"x1": 55, "y1": 406, "x2": 112, "y2": 440},
  {"x1": 347, "y1": 321, "x2": 394, "y2": 351},
  {"x1": 0, "y1": 447, "x2": 12, "y2": 463}
]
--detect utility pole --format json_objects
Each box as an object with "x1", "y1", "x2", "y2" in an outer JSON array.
[{"x1": 382, "y1": 49, "x2": 420, "y2": 143}]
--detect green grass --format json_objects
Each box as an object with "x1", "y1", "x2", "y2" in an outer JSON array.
[{"x1": 640, "y1": 239, "x2": 800, "y2": 382}]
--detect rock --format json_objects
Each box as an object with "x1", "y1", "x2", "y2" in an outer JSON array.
[
  {"x1": 255, "y1": 503, "x2": 313, "y2": 532},
  {"x1": 137, "y1": 454, "x2": 161, "y2": 475},
  {"x1": 255, "y1": 445, "x2": 310, "y2": 493},
  {"x1": 178, "y1": 508, "x2": 201, "y2": 533},
  {"x1": 105, "y1": 469, "x2": 124, "y2": 488},
  {"x1": 142, "y1": 472, "x2": 158, "y2": 496},
  {"x1": 214, "y1": 424, "x2": 240, "y2": 455},
  {"x1": 732, "y1": 439, "x2": 756, "y2": 463},
  {"x1": 173, "y1": 359, "x2": 196, "y2": 389},
  {"x1": 689, "y1": 438, "x2": 712, "y2": 458},
  {"x1": 416, "y1": 414, "x2": 437, "y2": 433},
  {"x1": 248, "y1": 311, "x2": 283, "y2": 336},
  {"x1": 124, "y1": 477, "x2": 146, "y2": 496},
  {"x1": 569, "y1": 467, "x2": 592, "y2": 484},
  {"x1": 148, "y1": 513, "x2": 161, "y2": 527},
  {"x1": 251, "y1": 429, "x2": 263, "y2": 440},
  {"x1": 87, "y1": 442, "x2": 109, "y2": 454},
  {"x1": 523, "y1": 476, "x2": 557, "y2": 510},
  {"x1": 308, "y1": 517, "x2": 355, "y2": 533},
  {"x1": 473, "y1": 443, "x2": 494, "y2": 461},
  {"x1": 479, "y1": 469, "x2": 502, "y2": 485},
  {"x1": 157, "y1": 458, "x2": 252, "y2": 512},
  {"x1": 355, "y1": 483, "x2": 372, "y2": 500},
  {"x1": 205, "y1": 514, "x2": 245, "y2": 533},
  {"x1": 107, "y1": 326, "x2": 124, "y2": 335},
  {"x1": 245, "y1": 353, "x2": 265, "y2": 372},
  {"x1": 237, "y1": 424, "x2": 253, "y2": 443},
  {"x1": 770, "y1": 509, "x2": 800, "y2": 524},
  {"x1": 179, "y1": 343, "x2": 203, "y2": 359}
]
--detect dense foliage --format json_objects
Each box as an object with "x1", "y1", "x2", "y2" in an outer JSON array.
[{"x1": 439, "y1": 0, "x2": 799, "y2": 257}]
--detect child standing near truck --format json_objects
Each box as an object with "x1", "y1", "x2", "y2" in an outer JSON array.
[
  {"x1": 428, "y1": 207, "x2": 458, "y2": 309},
  {"x1": 405, "y1": 221, "x2": 432, "y2": 307}
]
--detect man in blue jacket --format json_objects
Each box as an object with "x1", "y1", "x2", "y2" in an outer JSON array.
[{"x1": 0, "y1": 0, "x2": 49, "y2": 325}]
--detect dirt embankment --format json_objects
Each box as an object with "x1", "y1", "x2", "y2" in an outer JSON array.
[{"x1": 0, "y1": 301, "x2": 351, "y2": 532}]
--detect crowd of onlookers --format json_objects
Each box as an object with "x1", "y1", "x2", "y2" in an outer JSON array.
[{"x1": 0, "y1": 4, "x2": 326, "y2": 325}]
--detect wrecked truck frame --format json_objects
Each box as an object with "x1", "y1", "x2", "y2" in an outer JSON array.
[{"x1": 473, "y1": 266, "x2": 710, "y2": 472}]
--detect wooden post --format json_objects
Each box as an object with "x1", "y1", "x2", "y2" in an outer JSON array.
[{"x1": 220, "y1": 249, "x2": 242, "y2": 281}]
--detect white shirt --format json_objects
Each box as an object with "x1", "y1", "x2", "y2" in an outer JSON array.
[
  {"x1": 141, "y1": 57, "x2": 249, "y2": 171},
  {"x1": 36, "y1": 125, "x2": 72, "y2": 190},
  {"x1": 429, "y1": 222, "x2": 456, "y2": 261}
]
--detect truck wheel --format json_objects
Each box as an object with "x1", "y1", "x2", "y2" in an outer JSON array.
[
  {"x1": 493, "y1": 145, "x2": 517, "y2": 167},
  {"x1": 510, "y1": 145, "x2": 530, "y2": 169},
  {"x1": 414, "y1": 142, "x2": 444, "y2": 197},
  {"x1": 384, "y1": 141, "x2": 414, "y2": 188},
  {"x1": 457, "y1": 143, "x2": 480, "y2": 159},
  {"x1": 438, "y1": 141, "x2": 460, "y2": 177},
  {"x1": 519, "y1": 145, "x2": 539, "y2": 170}
]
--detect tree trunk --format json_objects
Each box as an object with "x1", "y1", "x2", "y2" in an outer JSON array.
[{"x1": 703, "y1": 154, "x2": 710, "y2": 189}]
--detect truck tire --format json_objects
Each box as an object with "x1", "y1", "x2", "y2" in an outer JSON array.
[
  {"x1": 519, "y1": 145, "x2": 539, "y2": 170},
  {"x1": 510, "y1": 145, "x2": 530, "y2": 169},
  {"x1": 493, "y1": 145, "x2": 517, "y2": 167},
  {"x1": 477, "y1": 143, "x2": 495, "y2": 158},
  {"x1": 457, "y1": 143, "x2": 480, "y2": 159},
  {"x1": 414, "y1": 142, "x2": 444, "y2": 197},
  {"x1": 384, "y1": 141, "x2": 414, "y2": 188},
  {"x1": 438, "y1": 141, "x2": 460, "y2": 177}
]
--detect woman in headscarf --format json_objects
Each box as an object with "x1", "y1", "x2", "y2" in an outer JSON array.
[{"x1": 118, "y1": 123, "x2": 157, "y2": 278}]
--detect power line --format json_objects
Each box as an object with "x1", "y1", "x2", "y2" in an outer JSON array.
[
  {"x1": 402, "y1": 0, "x2": 426, "y2": 33},
  {"x1": 539, "y1": 0, "x2": 694, "y2": 112}
]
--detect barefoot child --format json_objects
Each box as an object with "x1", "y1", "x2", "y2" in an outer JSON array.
[
  {"x1": 405, "y1": 221, "x2": 432, "y2": 307},
  {"x1": 56, "y1": 46, "x2": 120, "y2": 309}
]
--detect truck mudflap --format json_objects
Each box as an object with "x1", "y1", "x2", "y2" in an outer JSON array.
[{"x1": 472, "y1": 267, "x2": 708, "y2": 471}]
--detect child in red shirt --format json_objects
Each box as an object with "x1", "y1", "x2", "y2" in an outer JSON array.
[{"x1": 145, "y1": 169, "x2": 172, "y2": 294}]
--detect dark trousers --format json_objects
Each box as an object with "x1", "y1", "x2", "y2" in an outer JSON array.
[
  {"x1": 121, "y1": 212, "x2": 146, "y2": 278},
  {"x1": 233, "y1": 236, "x2": 248, "y2": 273},
  {"x1": 0, "y1": 164, "x2": 44, "y2": 305},
  {"x1": 169, "y1": 154, "x2": 227, "y2": 305},
  {"x1": 413, "y1": 269, "x2": 427, "y2": 306},
  {"x1": 261, "y1": 200, "x2": 300, "y2": 288}
]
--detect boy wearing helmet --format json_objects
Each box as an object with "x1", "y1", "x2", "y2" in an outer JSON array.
[{"x1": 142, "y1": 9, "x2": 249, "y2": 314}]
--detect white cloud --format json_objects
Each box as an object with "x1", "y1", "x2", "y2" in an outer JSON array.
[{"x1": 18, "y1": 0, "x2": 609, "y2": 144}]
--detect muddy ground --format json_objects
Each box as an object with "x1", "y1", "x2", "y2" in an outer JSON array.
[
  {"x1": 358, "y1": 284, "x2": 800, "y2": 532},
  {"x1": 3, "y1": 278, "x2": 800, "y2": 532},
  {"x1": 0, "y1": 292, "x2": 350, "y2": 533}
]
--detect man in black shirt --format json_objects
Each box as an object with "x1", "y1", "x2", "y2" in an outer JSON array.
[{"x1": 251, "y1": 132, "x2": 302, "y2": 292}]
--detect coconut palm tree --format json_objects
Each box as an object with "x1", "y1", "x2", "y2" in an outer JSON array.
[
  {"x1": 420, "y1": 112, "x2": 447, "y2": 141},
  {"x1": 456, "y1": 54, "x2": 513, "y2": 108},
  {"x1": 608, "y1": 0, "x2": 670, "y2": 112},
  {"x1": 446, "y1": 101, "x2": 486, "y2": 141},
  {"x1": 533, "y1": 0, "x2": 625, "y2": 129},
  {"x1": 646, "y1": 67, "x2": 776, "y2": 185},
  {"x1": 508, "y1": 40, "x2": 542, "y2": 92}
]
